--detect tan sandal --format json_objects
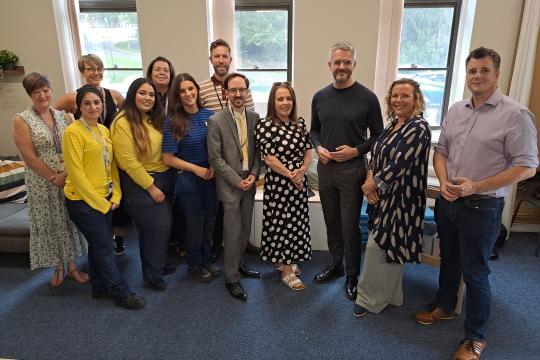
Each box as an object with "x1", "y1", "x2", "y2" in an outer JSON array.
[
  {"x1": 281, "y1": 272, "x2": 305, "y2": 291},
  {"x1": 67, "y1": 268, "x2": 90, "y2": 284},
  {"x1": 50, "y1": 266, "x2": 64, "y2": 287},
  {"x1": 274, "y1": 263, "x2": 301, "y2": 275}
]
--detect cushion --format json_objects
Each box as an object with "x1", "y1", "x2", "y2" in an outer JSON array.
[
  {"x1": 0, "y1": 160, "x2": 27, "y2": 203},
  {"x1": 0, "y1": 204, "x2": 29, "y2": 237}
]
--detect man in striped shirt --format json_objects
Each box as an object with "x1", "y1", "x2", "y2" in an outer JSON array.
[
  {"x1": 199, "y1": 39, "x2": 255, "y2": 262},
  {"x1": 199, "y1": 39, "x2": 255, "y2": 112}
]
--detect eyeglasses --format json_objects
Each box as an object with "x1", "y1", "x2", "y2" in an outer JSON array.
[
  {"x1": 84, "y1": 67, "x2": 104, "y2": 74},
  {"x1": 272, "y1": 81, "x2": 292, "y2": 87},
  {"x1": 226, "y1": 88, "x2": 247, "y2": 95}
]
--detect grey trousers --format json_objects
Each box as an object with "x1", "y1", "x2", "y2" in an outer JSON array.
[
  {"x1": 223, "y1": 187, "x2": 255, "y2": 283},
  {"x1": 356, "y1": 233, "x2": 405, "y2": 313},
  {"x1": 318, "y1": 160, "x2": 365, "y2": 277}
]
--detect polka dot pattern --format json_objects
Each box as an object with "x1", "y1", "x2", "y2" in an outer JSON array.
[{"x1": 255, "y1": 117, "x2": 313, "y2": 264}]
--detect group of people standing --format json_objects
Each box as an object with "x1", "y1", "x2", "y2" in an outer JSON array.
[{"x1": 11, "y1": 38, "x2": 538, "y2": 360}]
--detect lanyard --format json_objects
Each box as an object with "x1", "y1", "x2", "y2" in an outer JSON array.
[
  {"x1": 33, "y1": 108, "x2": 62, "y2": 155},
  {"x1": 163, "y1": 95, "x2": 169, "y2": 114},
  {"x1": 213, "y1": 83, "x2": 226, "y2": 109},
  {"x1": 79, "y1": 118, "x2": 113, "y2": 195}
]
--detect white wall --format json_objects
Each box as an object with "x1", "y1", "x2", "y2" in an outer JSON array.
[
  {"x1": 136, "y1": 0, "x2": 210, "y2": 84},
  {"x1": 0, "y1": 0, "x2": 66, "y2": 155},
  {"x1": 293, "y1": 0, "x2": 381, "y2": 123},
  {"x1": 466, "y1": 0, "x2": 523, "y2": 96}
]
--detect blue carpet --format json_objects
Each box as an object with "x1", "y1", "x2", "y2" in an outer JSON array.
[{"x1": 0, "y1": 231, "x2": 539, "y2": 359}]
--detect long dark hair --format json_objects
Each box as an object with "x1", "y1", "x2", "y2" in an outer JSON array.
[
  {"x1": 168, "y1": 73, "x2": 203, "y2": 141},
  {"x1": 266, "y1": 82, "x2": 298, "y2": 128},
  {"x1": 116, "y1": 77, "x2": 163, "y2": 160},
  {"x1": 145, "y1": 56, "x2": 176, "y2": 91}
]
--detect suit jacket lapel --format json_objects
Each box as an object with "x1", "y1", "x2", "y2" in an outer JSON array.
[{"x1": 224, "y1": 110, "x2": 241, "y2": 153}]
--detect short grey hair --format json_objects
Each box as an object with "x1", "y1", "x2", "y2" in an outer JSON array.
[{"x1": 329, "y1": 41, "x2": 356, "y2": 61}]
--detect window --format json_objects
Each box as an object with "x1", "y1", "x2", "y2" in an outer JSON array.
[
  {"x1": 235, "y1": 0, "x2": 292, "y2": 114},
  {"x1": 78, "y1": 1, "x2": 143, "y2": 94},
  {"x1": 398, "y1": 0, "x2": 461, "y2": 127}
]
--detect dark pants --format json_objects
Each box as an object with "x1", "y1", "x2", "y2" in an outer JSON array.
[
  {"x1": 212, "y1": 202, "x2": 224, "y2": 252},
  {"x1": 435, "y1": 196, "x2": 504, "y2": 340},
  {"x1": 318, "y1": 160, "x2": 366, "y2": 277},
  {"x1": 65, "y1": 198, "x2": 130, "y2": 299},
  {"x1": 120, "y1": 170, "x2": 174, "y2": 283},
  {"x1": 174, "y1": 171, "x2": 218, "y2": 267}
]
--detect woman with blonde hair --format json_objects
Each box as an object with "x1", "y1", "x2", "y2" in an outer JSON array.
[{"x1": 353, "y1": 78, "x2": 431, "y2": 318}]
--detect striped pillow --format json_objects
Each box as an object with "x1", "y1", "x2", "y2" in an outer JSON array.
[{"x1": 0, "y1": 160, "x2": 27, "y2": 203}]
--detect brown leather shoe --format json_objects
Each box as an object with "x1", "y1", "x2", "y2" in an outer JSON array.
[
  {"x1": 414, "y1": 306, "x2": 454, "y2": 325},
  {"x1": 453, "y1": 340, "x2": 487, "y2": 360}
]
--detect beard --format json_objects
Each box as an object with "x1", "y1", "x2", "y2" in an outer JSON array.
[
  {"x1": 213, "y1": 64, "x2": 230, "y2": 77},
  {"x1": 333, "y1": 69, "x2": 352, "y2": 84}
]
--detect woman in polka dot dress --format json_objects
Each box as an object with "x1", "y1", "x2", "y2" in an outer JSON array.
[{"x1": 255, "y1": 82, "x2": 313, "y2": 291}]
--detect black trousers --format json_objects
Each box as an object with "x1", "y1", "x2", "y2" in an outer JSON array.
[{"x1": 317, "y1": 160, "x2": 366, "y2": 277}]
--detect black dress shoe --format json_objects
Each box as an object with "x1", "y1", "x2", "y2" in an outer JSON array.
[
  {"x1": 147, "y1": 278, "x2": 167, "y2": 292},
  {"x1": 238, "y1": 261, "x2": 261, "y2": 278},
  {"x1": 226, "y1": 282, "x2": 247, "y2": 300},
  {"x1": 313, "y1": 264, "x2": 345, "y2": 283},
  {"x1": 163, "y1": 265, "x2": 177, "y2": 275},
  {"x1": 345, "y1": 276, "x2": 358, "y2": 301}
]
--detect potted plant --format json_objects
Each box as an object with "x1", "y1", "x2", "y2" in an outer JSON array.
[{"x1": 0, "y1": 50, "x2": 18, "y2": 70}]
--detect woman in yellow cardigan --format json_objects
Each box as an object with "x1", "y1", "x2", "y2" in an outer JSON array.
[
  {"x1": 63, "y1": 85, "x2": 145, "y2": 310},
  {"x1": 111, "y1": 78, "x2": 174, "y2": 292}
]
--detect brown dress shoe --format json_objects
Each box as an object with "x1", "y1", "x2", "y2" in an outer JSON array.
[
  {"x1": 414, "y1": 306, "x2": 454, "y2": 325},
  {"x1": 453, "y1": 340, "x2": 487, "y2": 360}
]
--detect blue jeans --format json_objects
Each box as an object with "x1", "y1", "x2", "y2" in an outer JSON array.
[
  {"x1": 65, "y1": 198, "x2": 131, "y2": 299},
  {"x1": 174, "y1": 171, "x2": 218, "y2": 267},
  {"x1": 435, "y1": 196, "x2": 504, "y2": 340}
]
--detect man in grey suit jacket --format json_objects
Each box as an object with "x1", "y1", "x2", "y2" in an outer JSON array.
[{"x1": 207, "y1": 72, "x2": 262, "y2": 300}]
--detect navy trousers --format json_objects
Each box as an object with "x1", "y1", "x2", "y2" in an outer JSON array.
[
  {"x1": 435, "y1": 196, "x2": 504, "y2": 340},
  {"x1": 65, "y1": 198, "x2": 130, "y2": 299},
  {"x1": 120, "y1": 170, "x2": 174, "y2": 283}
]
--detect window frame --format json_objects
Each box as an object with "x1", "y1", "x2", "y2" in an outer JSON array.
[
  {"x1": 78, "y1": 1, "x2": 143, "y2": 81},
  {"x1": 234, "y1": 1, "x2": 293, "y2": 82},
  {"x1": 399, "y1": 0, "x2": 462, "y2": 128}
]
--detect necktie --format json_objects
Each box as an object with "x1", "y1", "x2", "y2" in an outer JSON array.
[{"x1": 236, "y1": 112, "x2": 249, "y2": 169}]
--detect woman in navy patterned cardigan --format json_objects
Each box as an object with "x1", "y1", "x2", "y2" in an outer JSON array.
[{"x1": 352, "y1": 78, "x2": 431, "y2": 318}]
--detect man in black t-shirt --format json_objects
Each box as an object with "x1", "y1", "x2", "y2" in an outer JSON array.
[{"x1": 310, "y1": 41, "x2": 383, "y2": 301}]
